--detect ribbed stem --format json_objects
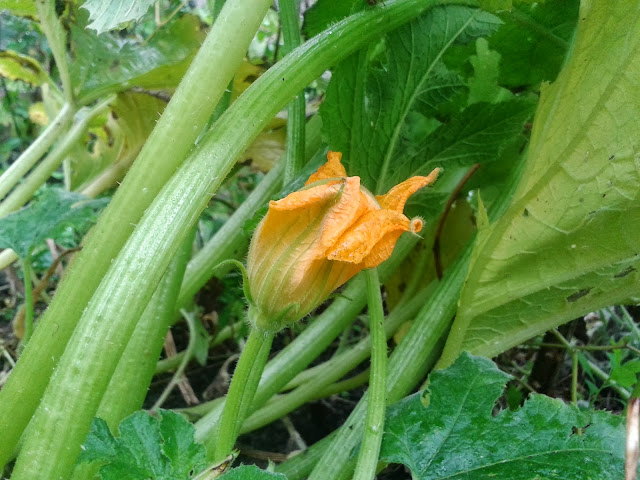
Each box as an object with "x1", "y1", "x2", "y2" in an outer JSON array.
[
  {"x1": 209, "y1": 328, "x2": 274, "y2": 462},
  {"x1": 353, "y1": 268, "x2": 386, "y2": 480},
  {"x1": 69, "y1": 229, "x2": 194, "y2": 480}
]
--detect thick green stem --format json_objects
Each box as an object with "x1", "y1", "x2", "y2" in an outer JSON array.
[
  {"x1": 0, "y1": 103, "x2": 75, "y2": 202},
  {"x1": 0, "y1": 249, "x2": 17, "y2": 271},
  {"x1": 101, "y1": 229, "x2": 194, "y2": 417},
  {"x1": 353, "y1": 268, "x2": 386, "y2": 480},
  {"x1": 36, "y1": 0, "x2": 73, "y2": 102},
  {"x1": 317, "y1": 369, "x2": 371, "y2": 397},
  {"x1": 20, "y1": 256, "x2": 34, "y2": 345},
  {"x1": 210, "y1": 328, "x2": 274, "y2": 462},
  {"x1": 280, "y1": 0, "x2": 306, "y2": 184},
  {"x1": 0, "y1": 96, "x2": 114, "y2": 218},
  {"x1": 69, "y1": 230, "x2": 194, "y2": 480},
  {"x1": 0, "y1": 0, "x2": 272, "y2": 468}
]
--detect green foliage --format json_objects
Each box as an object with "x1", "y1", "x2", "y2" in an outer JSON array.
[
  {"x1": 322, "y1": 6, "x2": 495, "y2": 192},
  {"x1": 78, "y1": 410, "x2": 207, "y2": 480},
  {"x1": 0, "y1": 189, "x2": 105, "y2": 258},
  {"x1": 467, "y1": 38, "x2": 511, "y2": 104},
  {"x1": 381, "y1": 352, "x2": 626, "y2": 479},
  {"x1": 440, "y1": 1, "x2": 640, "y2": 363},
  {"x1": 0, "y1": 1, "x2": 638, "y2": 479},
  {"x1": 219, "y1": 465, "x2": 287, "y2": 480},
  {"x1": 301, "y1": 0, "x2": 365, "y2": 38},
  {"x1": 490, "y1": 0, "x2": 580, "y2": 88},
  {"x1": 608, "y1": 349, "x2": 640, "y2": 390},
  {"x1": 70, "y1": 14, "x2": 204, "y2": 102},
  {"x1": 81, "y1": 0, "x2": 156, "y2": 34}
]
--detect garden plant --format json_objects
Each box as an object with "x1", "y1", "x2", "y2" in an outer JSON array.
[{"x1": 0, "y1": 0, "x2": 639, "y2": 479}]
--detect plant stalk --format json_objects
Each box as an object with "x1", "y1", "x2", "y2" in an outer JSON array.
[
  {"x1": 209, "y1": 328, "x2": 275, "y2": 462},
  {"x1": 69, "y1": 229, "x2": 195, "y2": 480},
  {"x1": 353, "y1": 268, "x2": 386, "y2": 480}
]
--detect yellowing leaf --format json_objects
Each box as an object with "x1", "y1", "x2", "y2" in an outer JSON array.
[
  {"x1": 231, "y1": 59, "x2": 265, "y2": 103},
  {"x1": 240, "y1": 128, "x2": 286, "y2": 172},
  {"x1": 0, "y1": 50, "x2": 49, "y2": 86}
]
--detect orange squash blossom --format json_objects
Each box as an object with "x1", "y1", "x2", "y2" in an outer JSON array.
[{"x1": 246, "y1": 151, "x2": 440, "y2": 331}]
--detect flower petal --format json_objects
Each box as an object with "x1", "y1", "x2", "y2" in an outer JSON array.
[
  {"x1": 375, "y1": 168, "x2": 441, "y2": 212},
  {"x1": 248, "y1": 182, "x2": 343, "y2": 291},
  {"x1": 327, "y1": 209, "x2": 413, "y2": 264},
  {"x1": 360, "y1": 217, "x2": 423, "y2": 268},
  {"x1": 305, "y1": 151, "x2": 347, "y2": 185},
  {"x1": 269, "y1": 181, "x2": 343, "y2": 212},
  {"x1": 317, "y1": 183, "x2": 380, "y2": 257}
]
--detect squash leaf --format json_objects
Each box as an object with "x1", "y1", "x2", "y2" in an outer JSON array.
[{"x1": 381, "y1": 352, "x2": 625, "y2": 479}]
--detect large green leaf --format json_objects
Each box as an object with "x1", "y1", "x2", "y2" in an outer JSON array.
[
  {"x1": 0, "y1": 189, "x2": 106, "y2": 259},
  {"x1": 381, "y1": 352, "x2": 625, "y2": 479},
  {"x1": 78, "y1": 410, "x2": 206, "y2": 480},
  {"x1": 70, "y1": 14, "x2": 204, "y2": 103},
  {"x1": 81, "y1": 0, "x2": 156, "y2": 34},
  {"x1": 321, "y1": 6, "x2": 533, "y2": 199},
  {"x1": 440, "y1": 1, "x2": 640, "y2": 363}
]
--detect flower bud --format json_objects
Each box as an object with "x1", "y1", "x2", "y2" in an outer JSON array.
[{"x1": 246, "y1": 151, "x2": 439, "y2": 332}]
